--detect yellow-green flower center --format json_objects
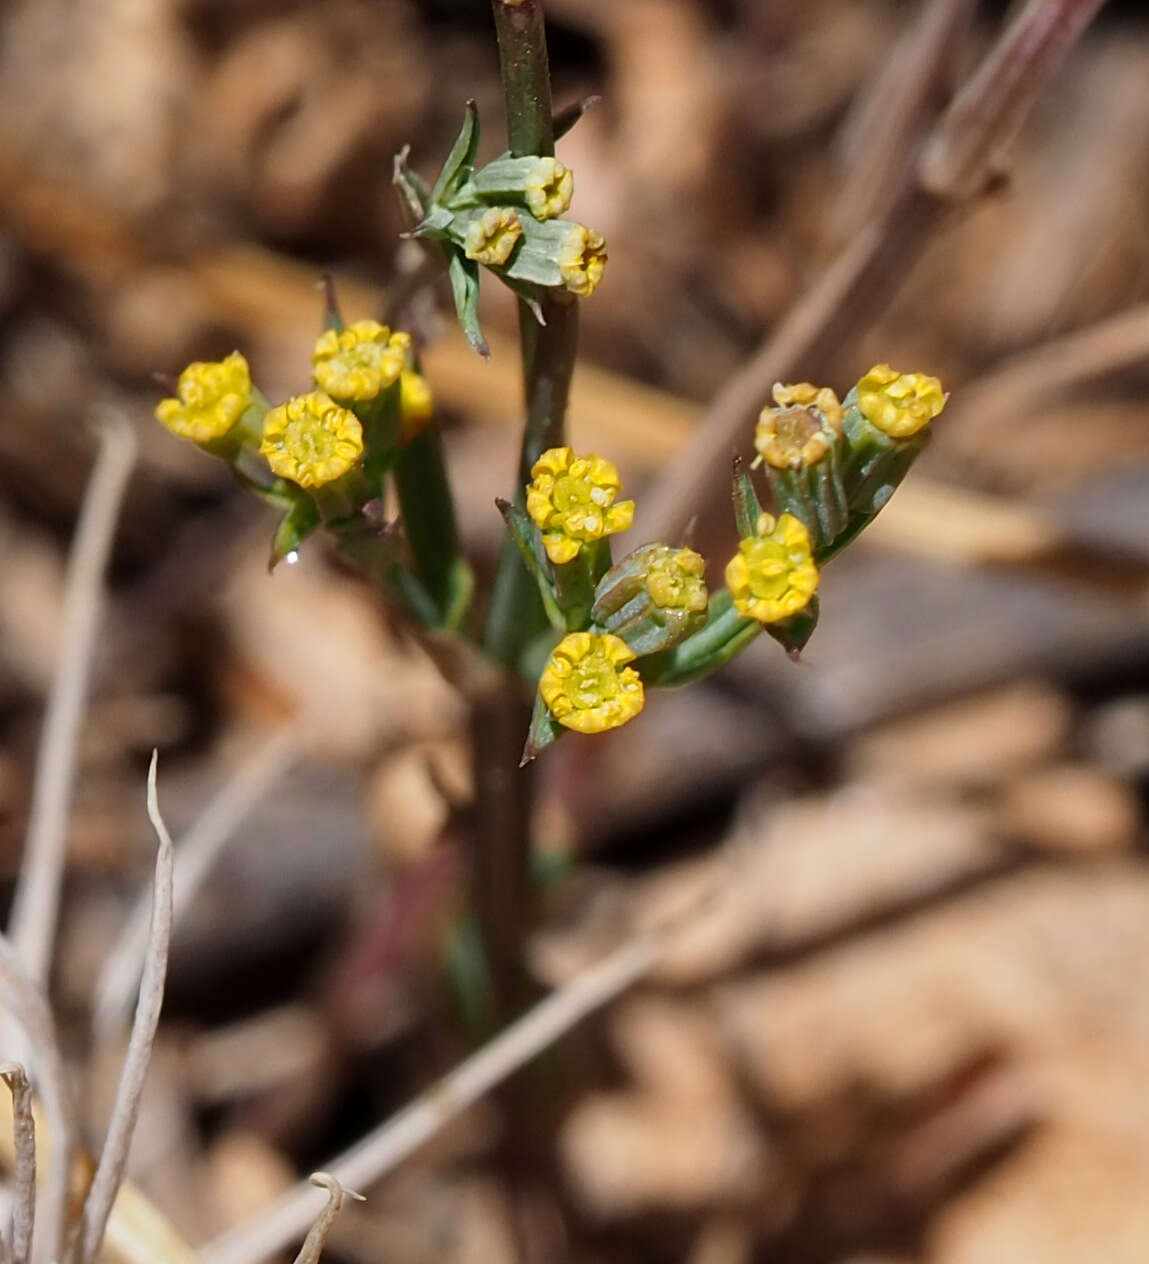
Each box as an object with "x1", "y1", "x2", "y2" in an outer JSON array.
[
  {"x1": 645, "y1": 547, "x2": 708, "y2": 613},
  {"x1": 526, "y1": 446, "x2": 634, "y2": 565},
  {"x1": 464, "y1": 207, "x2": 523, "y2": 267},
  {"x1": 726, "y1": 512, "x2": 819, "y2": 624},
  {"x1": 558, "y1": 225, "x2": 607, "y2": 297},
  {"x1": 525, "y1": 157, "x2": 574, "y2": 220},
  {"x1": 540, "y1": 632, "x2": 645, "y2": 734},
  {"x1": 312, "y1": 320, "x2": 408, "y2": 403},
  {"x1": 260, "y1": 391, "x2": 364, "y2": 489},
  {"x1": 855, "y1": 364, "x2": 946, "y2": 438},
  {"x1": 155, "y1": 351, "x2": 252, "y2": 443}
]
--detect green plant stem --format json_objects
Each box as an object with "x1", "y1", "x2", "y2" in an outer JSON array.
[
  {"x1": 470, "y1": 0, "x2": 579, "y2": 1037},
  {"x1": 483, "y1": 0, "x2": 580, "y2": 670},
  {"x1": 394, "y1": 426, "x2": 463, "y2": 622}
]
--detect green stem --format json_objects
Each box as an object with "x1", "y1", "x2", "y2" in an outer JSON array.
[
  {"x1": 483, "y1": 0, "x2": 580, "y2": 670},
  {"x1": 394, "y1": 426, "x2": 464, "y2": 623}
]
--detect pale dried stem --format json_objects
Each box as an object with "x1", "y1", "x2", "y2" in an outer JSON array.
[
  {"x1": 834, "y1": 0, "x2": 978, "y2": 235},
  {"x1": 8, "y1": 417, "x2": 137, "y2": 989},
  {"x1": 0, "y1": 936, "x2": 75, "y2": 1264},
  {"x1": 290, "y1": 1175, "x2": 364, "y2": 1264},
  {"x1": 92, "y1": 729, "x2": 299, "y2": 1042},
  {"x1": 76, "y1": 754, "x2": 173, "y2": 1264},
  {"x1": 942, "y1": 299, "x2": 1149, "y2": 437},
  {"x1": 0, "y1": 1064, "x2": 35, "y2": 1264},
  {"x1": 639, "y1": 0, "x2": 1108, "y2": 545},
  {"x1": 198, "y1": 933, "x2": 660, "y2": 1264}
]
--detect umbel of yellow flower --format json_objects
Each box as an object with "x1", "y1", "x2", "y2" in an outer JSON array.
[
  {"x1": 540, "y1": 632, "x2": 645, "y2": 734},
  {"x1": 754, "y1": 381, "x2": 843, "y2": 470},
  {"x1": 260, "y1": 391, "x2": 364, "y2": 489},
  {"x1": 526, "y1": 446, "x2": 634, "y2": 565},
  {"x1": 155, "y1": 352, "x2": 252, "y2": 443},
  {"x1": 855, "y1": 364, "x2": 946, "y2": 438},
  {"x1": 312, "y1": 321, "x2": 409, "y2": 403},
  {"x1": 558, "y1": 225, "x2": 607, "y2": 297},
  {"x1": 464, "y1": 207, "x2": 523, "y2": 267},
  {"x1": 524, "y1": 157, "x2": 574, "y2": 220},
  {"x1": 726, "y1": 512, "x2": 819, "y2": 624}
]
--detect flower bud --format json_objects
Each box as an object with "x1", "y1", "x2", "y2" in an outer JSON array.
[
  {"x1": 399, "y1": 370, "x2": 433, "y2": 441},
  {"x1": 312, "y1": 321, "x2": 408, "y2": 403},
  {"x1": 472, "y1": 154, "x2": 574, "y2": 221},
  {"x1": 725, "y1": 512, "x2": 819, "y2": 624},
  {"x1": 155, "y1": 352, "x2": 252, "y2": 445},
  {"x1": 592, "y1": 544, "x2": 708, "y2": 656},
  {"x1": 539, "y1": 632, "x2": 645, "y2": 734},
  {"x1": 462, "y1": 206, "x2": 523, "y2": 267},
  {"x1": 838, "y1": 364, "x2": 944, "y2": 521},
  {"x1": 260, "y1": 391, "x2": 364, "y2": 489},
  {"x1": 526, "y1": 446, "x2": 634, "y2": 566},
  {"x1": 753, "y1": 381, "x2": 849, "y2": 552}
]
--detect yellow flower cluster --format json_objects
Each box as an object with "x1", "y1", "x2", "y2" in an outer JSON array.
[
  {"x1": 726, "y1": 512, "x2": 819, "y2": 624},
  {"x1": 526, "y1": 446, "x2": 634, "y2": 565},
  {"x1": 464, "y1": 207, "x2": 523, "y2": 267},
  {"x1": 558, "y1": 225, "x2": 607, "y2": 297},
  {"x1": 312, "y1": 321, "x2": 410, "y2": 403},
  {"x1": 524, "y1": 157, "x2": 574, "y2": 221},
  {"x1": 540, "y1": 632, "x2": 645, "y2": 734},
  {"x1": 644, "y1": 546, "x2": 708, "y2": 614},
  {"x1": 855, "y1": 364, "x2": 946, "y2": 438},
  {"x1": 259, "y1": 391, "x2": 364, "y2": 489},
  {"x1": 155, "y1": 352, "x2": 252, "y2": 443},
  {"x1": 754, "y1": 381, "x2": 843, "y2": 470}
]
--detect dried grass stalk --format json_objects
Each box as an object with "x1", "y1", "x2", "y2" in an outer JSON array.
[
  {"x1": 76, "y1": 753, "x2": 174, "y2": 1264},
  {"x1": 0, "y1": 1063, "x2": 34, "y2": 1264},
  {"x1": 0, "y1": 937, "x2": 75, "y2": 1264},
  {"x1": 8, "y1": 416, "x2": 137, "y2": 990},
  {"x1": 291, "y1": 1174, "x2": 364, "y2": 1264}
]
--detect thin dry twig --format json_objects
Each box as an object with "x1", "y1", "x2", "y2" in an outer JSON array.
[
  {"x1": 199, "y1": 933, "x2": 660, "y2": 1264},
  {"x1": 77, "y1": 753, "x2": 174, "y2": 1264},
  {"x1": 8, "y1": 416, "x2": 137, "y2": 989},
  {"x1": 0, "y1": 1063, "x2": 35, "y2": 1264},
  {"x1": 833, "y1": 0, "x2": 977, "y2": 235},
  {"x1": 638, "y1": 0, "x2": 1109, "y2": 545},
  {"x1": 92, "y1": 728, "x2": 299, "y2": 1041},
  {"x1": 291, "y1": 1174, "x2": 364, "y2": 1264},
  {"x1": 0, "y1": 936, "x2": 75, "y2": 1264}
]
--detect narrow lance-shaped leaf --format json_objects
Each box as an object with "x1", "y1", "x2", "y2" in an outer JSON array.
[
  {"x1": 431, "y1": 99, "x2": 481, "y2": 205},
  {"x1": 447, "y1": 249, "x2": 489, "y2": 358}
]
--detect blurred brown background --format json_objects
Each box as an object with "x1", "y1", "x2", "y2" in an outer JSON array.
[{"x1": 3, "y1": 0, "x2": 1149, "y2": 1261}]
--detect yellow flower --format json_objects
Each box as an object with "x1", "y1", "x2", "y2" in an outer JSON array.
[
  {"x1": 524, "y1": 157, "x2": 574, "y2": 220},
  {"x1": 399, "y1": 370, "x2": 433, "y2": 441},
  {"x1": 464, "y1": 207, "x2": 523, "y2": 267},
  {"x1": 155, "y1": 352, "x2": 252, "y2": 443},
  {"x1": 260, "y1": 391, "x2": 364, "y2": 488},
  {"x1": 540, "y1": 632, "x2": 645, "y2": 734},
  {"x1": 726, "y1": 512, "x2": 819, "y2": 624},
  {"x1": 644, "y1": 546, "x2": 708, "y2": 614},
  {"x1": 754, "y1": 381, "x2": 843, "y2": 470},
  {"x1": 855, "y1": 364, "x2": 946, "y2": 438},
  {"x1": 558, "y1": 225, "x2": 607, "y2": 297},
  {"x1": 526, "y1": 446, "x2": 635, "y2": 565},
  {"x1": 312, "y1": 321, "x2": 408, "y2": 403}
]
